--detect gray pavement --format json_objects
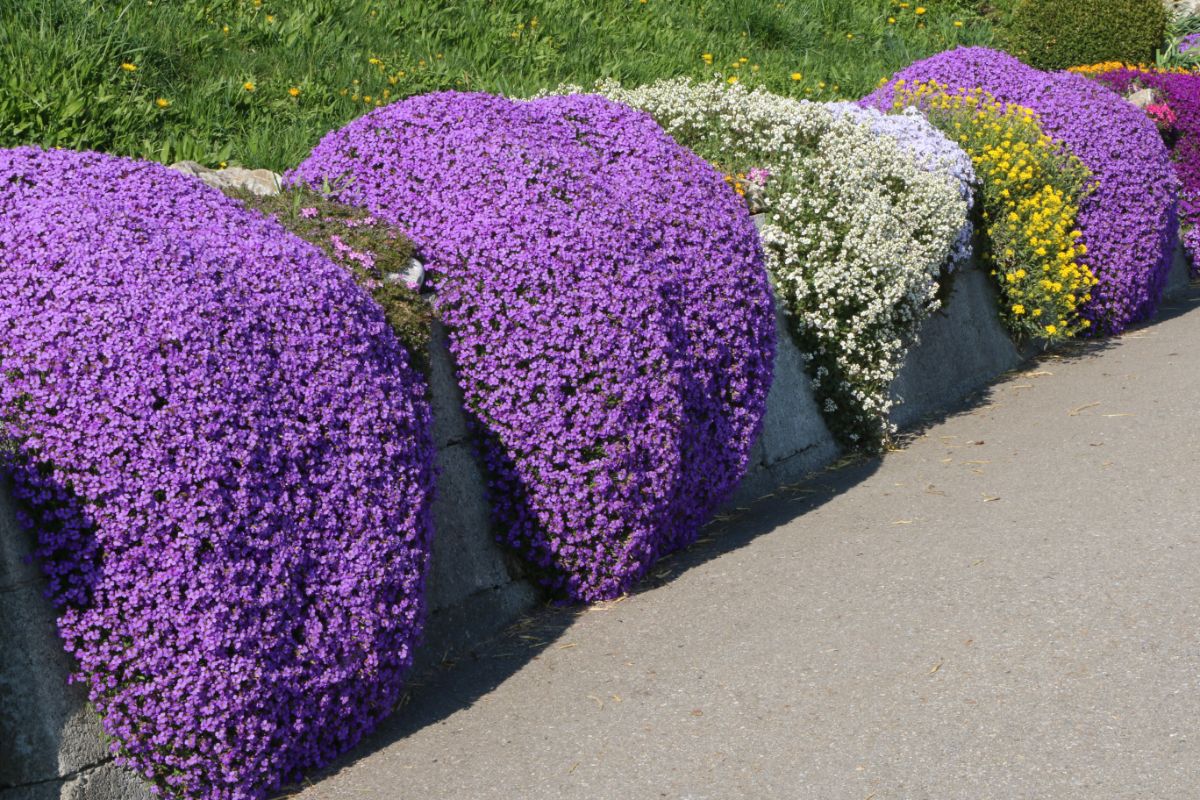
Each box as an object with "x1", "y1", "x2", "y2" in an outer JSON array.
[{"x1": 295, "y1": 285, "x2": 1200, "y2": 800}]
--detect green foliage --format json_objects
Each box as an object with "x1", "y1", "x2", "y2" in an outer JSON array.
[
  {"x1": 234, "y1": 187, "x2": 435, "y2": 370},
  {"x1": 1, "y1": 0, "x2": 1004, "y2": 170},
  {"x1": 1004, "y1": 0, "x2": 1168, "y2": 70}
]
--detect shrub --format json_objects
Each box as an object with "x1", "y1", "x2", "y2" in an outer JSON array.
[
  {"x1": 891, "y1": 81, "x2": 1098, "y2": 340},
  {"x1": 1004, "y1": 0, "x2": 1168, "y2": 71},
  {"x1": 572, "y1": 78, "x2": 967, "y2": 446},
  {"x1": 0, "y1": 147, "x2": 436, "y2": 800},
  {"x1": 865, "y1": 47, "x2": 1179, "y2": 336},
  {"x1": 1079, "y1": 65, "x2": 1200, "y2": 274},
  {"x1": 290, "y1": 92, "x2": 776, "y2": 602}
]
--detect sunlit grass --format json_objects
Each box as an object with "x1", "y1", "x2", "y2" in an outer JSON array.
[{"x1": 1, "y1": 0, "x2": 1013, "y2": 170}]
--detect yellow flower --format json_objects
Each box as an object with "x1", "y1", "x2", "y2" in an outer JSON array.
[
  {"x1": 243, "y1": 81, "x2": 256, "y2": 92},
  {"x1": 846, "y1": 33, "x2": 854, "y2": 40},
  {"x1": 702, "y1": 53, "x2": 713, "y2": 65},
  {"x1": 265, "y1": 14, "x2": 275, "y2": 23},
  {"x1": 915, "y1": 6, "x2": 926, "y2": 14},
  {"x1": 791, "y1": 72, "x2": 803, "y2": 81},
  {"x1": 727, "y1": 75, "x2": 739, "y2": 84},
  {"x1": 888, "y1": 17, "x2": 896, "y2": 24},
  {"x1": 1012, "y1": 304, "x2": 1025, "y2": 315},
  {"x1": 155, "y1": 97, "x2": 170, "y2": 108},
  {"x1": 121, "y1": 62, "x2": 137, "y2": 72},
  {"x1": 222, "y1": 25, "x2": 230, "y2": 34},
  {"x1": 954, "y1": 20, "x2": 963, "y2": 27},
  {"x1": 288, "y1": 86, "x2": 300, "y2": 97},
  {"x1": 1045, "y1": 324, "x2": 1057, "y2": 335}
]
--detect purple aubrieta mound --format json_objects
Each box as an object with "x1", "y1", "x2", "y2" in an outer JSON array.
[
  {"x1": 0, "y1": 148, "x2": 436, "y2": 800},
  {"x1": 290, "y1": 92, "x2": 775, "y2": 602},
  {"x1": 865, "y1": 47, "x2": 1179, "y2": 334}
]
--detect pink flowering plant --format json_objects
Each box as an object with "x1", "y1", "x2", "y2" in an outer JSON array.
[
  {"x1": 291, "y1": 92, "x2": 776, "y2": 602},
  {"x1": 0, "y1": 148, "x2": 436, "y2": 800}
]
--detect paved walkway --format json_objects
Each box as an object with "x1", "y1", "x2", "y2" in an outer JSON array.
[{"x1": 297, "y1": 285, "x2": 1200, "y2": 800}]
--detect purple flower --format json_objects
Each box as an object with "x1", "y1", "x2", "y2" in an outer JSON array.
[
  {"x1": 0, "y1": 147, "x2": 436, "y2": 800},
  {"x1": 1088, "y1": 67, "x2": 1200, "y2": 274},
  {"x1": 865, "y1": 47, "x2": 1180, "y2": 334},
  {"x1": 289, "y1": 92, "x2": 776, "y2": 602}
]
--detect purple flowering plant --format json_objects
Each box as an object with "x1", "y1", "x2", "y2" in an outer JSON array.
[
  {"x1": 865, "y1": 47, "x2": 1180, "y2": 335},
  {"x1": 1086, "y1": 67, "x2": 1200, "y2": 273},
  {"x1": 0, "y1": 148, "x2": 436, "y2": 800},
  {"x1": 290, "y1": 91, "x2": 776, "y2": 602}
]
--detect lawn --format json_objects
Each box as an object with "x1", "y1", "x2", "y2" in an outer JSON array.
[{"x1": 0, "y1": 0, "x2": 1013, "y2": 171}]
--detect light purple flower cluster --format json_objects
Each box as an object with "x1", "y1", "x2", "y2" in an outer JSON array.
[
  {"x1": 290, "y1": 92, "x2": 775, "y2": 602},
  {"x1": 865, "y1": 47, "x2": 1179, "y2": 334},
  {"x1": 0, "y1": 148, "x2": 436, "y2": 800},
  {"x1": 1089, "y1": 67, "x2": 1200, "y2": 273},
  {"x1": 827, "y1": 102, "x2": 977, "y2": 266}
]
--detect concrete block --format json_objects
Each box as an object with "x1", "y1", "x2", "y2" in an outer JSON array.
[
  {"x1": 726, "y1": 301, "x2": 841, "y2": 508},
  {"x1": 0, "y1": 478, "x2": 111, "y2": 793},
  {"x1": 890, "y1": 263, "x2": 1023, "y2": 430},
  {"x1": 1165, "y1": 242, "x2": 1193, "y2": 299}
]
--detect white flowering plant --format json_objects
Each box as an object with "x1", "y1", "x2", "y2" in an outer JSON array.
[{"x1": 554, "y1": 78, "x2": 969, "y2": 446}]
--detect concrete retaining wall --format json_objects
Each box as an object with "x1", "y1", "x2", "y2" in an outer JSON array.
[{"x1": 2, "y1": 250, "x2": 1192, "y2": 798}]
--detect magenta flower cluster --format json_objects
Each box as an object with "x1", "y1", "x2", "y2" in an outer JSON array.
[
  {"x1": 1088, "y1": 67, "x2": 1200, "y2": 274},
  {"x1": 290, "y1": 92, "x2": 775, "y2": 602},
  {"x1": 0, "y1": 148, "x2": 436, "y2": 800},
  {"x1": 865, "y1": 47, "x2": 1179, "y2": 334}
]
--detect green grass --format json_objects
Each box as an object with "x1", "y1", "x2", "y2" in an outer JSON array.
[{"x1": 1, "y1": 0, "x2": 1013, "y2": 171}]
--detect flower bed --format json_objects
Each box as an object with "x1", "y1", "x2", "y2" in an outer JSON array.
[
  {"x1": 290, "y1": 91, "x2": 776, "y2": 602},
  {"x1": 0, "y1": 147, "x2": 436, "y2": 800},
  {"x1": 865, "y1": 47, "x2": 1179, "y2": 335},
  {"x1": 573, "y1": 78, "x2": 967, "y2": 446},
  {"x1": 1075, "y1": 65, "x2": 1200, "y2": 274},
  {"x1": 890, "y1": 82, "x2": 1098, "y2": 340}
]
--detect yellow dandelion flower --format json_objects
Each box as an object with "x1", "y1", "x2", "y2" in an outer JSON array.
[
  {"x1": 243, "y1": 81, "x2": 256, "y2": 92},
  {"x1": 915, "y1": 6, "x2": 926, "y2": 14},
  {"x1": 288, "y1": 86, "x2": 300, "y2": 97},
  {"x1": 155, "y1": 97, "x2": 170, "y2": 108},
  {"x1": 121, "y1": 62, "x2": 138, "y2": 72},
  {"x1": 791, "y1": 72, "x2": 803, "y2": 81}
]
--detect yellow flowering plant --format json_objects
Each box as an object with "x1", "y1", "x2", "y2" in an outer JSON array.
[{"x1": 894, "y1": 80, "x2": 1098, "y2": 340}]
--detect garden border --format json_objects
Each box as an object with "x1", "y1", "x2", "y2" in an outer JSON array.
[{"x1": 1, "y1": 248, "x2": 1192, "y2": 800}]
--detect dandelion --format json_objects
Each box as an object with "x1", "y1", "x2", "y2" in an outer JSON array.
[
  {"x1": 243, "y1": 81, "x2": 256, "y2": 92},
  {"x1": 888, "y1": 17, "x2": 896, "y2": 23},
  {"x1": 954, "y1": 20, "x2": 964, "y2": 27},
  {"x1": 915, "y1": 6, "x2": 926, "y2": 14},
  {"x1": 791, "y1": 72, "x2": 802, "y2": 81},
  {"x1": 727, "y1": 75, "x2": 739, "y2": 84},
  {"x1": 289, "y1": 87, "x2": 300, "y2": 97},
  {"x1": 121, "y1": 62, "x2": 137, "y2": 72},
  {"x1": 155, "y1": 97, "x2": 170, "y2": 108},
  {"x1": 702, "y1": 53, "x2": 713, "y2": 65},
  {"x1": 222, "y1": 25, "x2": 230, "y2": 34},
  {"x1": 265, "y1": 14, "x2": 275, "y2": 23}
]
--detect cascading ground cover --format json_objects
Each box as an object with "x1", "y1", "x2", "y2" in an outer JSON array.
[
  {"x1": 0, "y1": 147, "x2": 436, "y2": 800},
  {"x1": 865, "y1": 46, "x2": 1179, "y2": 335},
  {"x1": 567, "y1": 78, "x2": 967, "y2": 446},
  {"x1": 1076, "y1": 65, "x2": 1200, "y2": 273},
  {"x1": 290, "y1": 92, "x2": 776, "y2": 603}
]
